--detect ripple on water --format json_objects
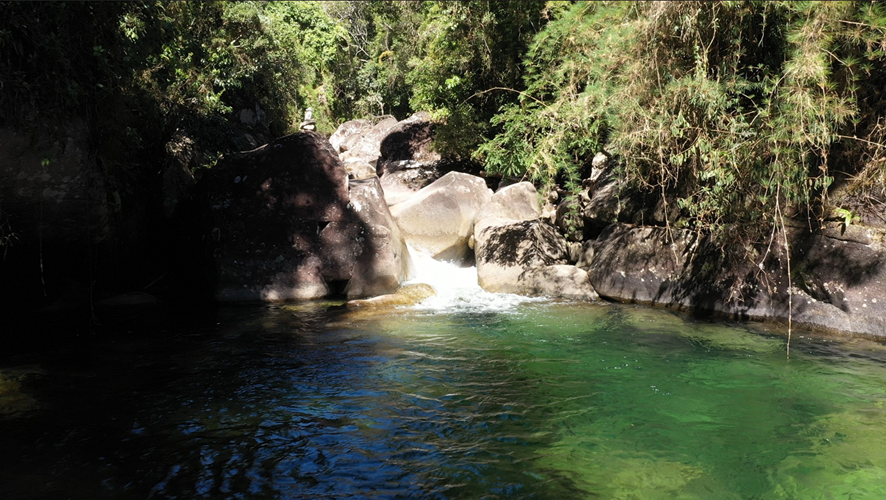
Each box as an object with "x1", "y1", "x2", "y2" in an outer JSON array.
[{"x1": 2, "y1": 286, "x2": 886, "y2": 498}]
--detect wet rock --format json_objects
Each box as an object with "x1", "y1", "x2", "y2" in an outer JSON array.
[
  {"x1": 347, "y1": 283, "x2": 436, "y2": 308},
  {"x1": 389, "y1": 172, "x2": 492, "y2": 263}
]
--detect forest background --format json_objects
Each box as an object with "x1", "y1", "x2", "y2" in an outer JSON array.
[{"x1": 2, "y1": 0, "x2": 885, "y2": 279}]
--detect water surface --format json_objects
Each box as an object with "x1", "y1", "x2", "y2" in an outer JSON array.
[{"x1": 3, "y1": 298, "x2": 886, "y2": 499}]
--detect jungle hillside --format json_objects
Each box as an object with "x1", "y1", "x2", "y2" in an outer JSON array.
[{"x1": 1, "y1": 0, "x2": 885, "y2": 308}]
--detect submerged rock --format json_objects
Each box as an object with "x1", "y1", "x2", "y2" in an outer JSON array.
[{"x1": 347, "y1": 283, "x2": 437, "y2": 307}]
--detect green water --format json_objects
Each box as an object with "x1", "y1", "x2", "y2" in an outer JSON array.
[{"x1": 2, "y1": 302, "x2": 886, "y2": 499}]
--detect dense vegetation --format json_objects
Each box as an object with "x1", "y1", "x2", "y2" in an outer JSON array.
[
  {"x1": 2, "y1": 0, "x2": 885, "y2": 246},
  {"x1": 477, "y1": 1, "x2": 886, "y2": 246}
]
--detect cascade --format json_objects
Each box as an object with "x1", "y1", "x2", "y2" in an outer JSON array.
[{"x1": 404, "y1": 245, "x2": 541, "y2": 313}]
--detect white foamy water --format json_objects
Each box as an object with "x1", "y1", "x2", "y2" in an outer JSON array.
[{"x1": 404, "y1": 245, "x2": 544, "y2": 313}]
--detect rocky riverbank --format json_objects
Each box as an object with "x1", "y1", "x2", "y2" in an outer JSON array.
[
  {"x1": 190, "y1": 114, "x2": 886, "y2": 337},
  {"x1": 2, "y1": 112, "x2": 884, "y2": 338}
]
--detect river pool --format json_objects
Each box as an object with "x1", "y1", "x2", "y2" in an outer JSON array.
[{"x1": 2, "y1": 267, "x2": 886, "y2": 499}]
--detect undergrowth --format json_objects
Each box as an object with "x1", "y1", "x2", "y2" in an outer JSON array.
[{"x1": 476, "y1": 0, "x2": 886, "y2": 246}]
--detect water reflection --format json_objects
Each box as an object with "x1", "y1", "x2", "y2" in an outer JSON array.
[{"x1": 1, "y1": 303, "x2": 886, "y2": 499}]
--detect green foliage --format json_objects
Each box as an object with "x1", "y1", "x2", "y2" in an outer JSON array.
[
  {"x1": 0, "y1": 1, "x2": 343, "y2": 167},
  {"x1": 476, "y1": 2, "x2": 626, "y2": 190},
  {"x1": 322, "y1": 1, "x2": 428, "y2": 119},
  {"x1": 479, "y1": 0, "x2": 886, "y2": 242},
  {"x1": 322, "y1": 0, "x2": 547, "y2": 157},
  {"x1": 407, "y1": 1, "x2": 548, "y2": 157}
]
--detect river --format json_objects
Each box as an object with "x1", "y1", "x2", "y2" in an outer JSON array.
[{"x1": 2, "y1": 253, "x2": 886, "y2": 499}]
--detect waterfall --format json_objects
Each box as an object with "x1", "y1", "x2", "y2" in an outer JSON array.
[{"x1": 404, "y1": 245, "x2": 543, "y2": 313}]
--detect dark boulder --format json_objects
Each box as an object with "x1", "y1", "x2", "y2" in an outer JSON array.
[
  {"x1": 195, "y1": 132, "x2": 409, "y2": 301},
  {"x1": 588, "y1": 222, "x2": 886, "y2": 336},
  {"x1": 376, "y1": 112, "x2": 440, "y2": 176},
  {"x1": 0, "y1": 121, "x2": 113, "y2": 309},
  {"x1": 474, "y1": 218, "x2": 598, "y2": 300}
]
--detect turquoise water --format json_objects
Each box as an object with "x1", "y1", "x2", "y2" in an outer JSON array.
[{"x1": 2, "y1": 301, "x2": 886, "y2": 499}]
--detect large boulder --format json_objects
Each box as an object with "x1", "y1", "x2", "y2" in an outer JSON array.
[
  {"x1": 789, "y1": 223, "x2": 886, "y2": 336},
  {"x1": 338, "y1": 116, "x2": 398, "y2": 167},
  {"x1": 587, "y1": 222, "x2": 886, "y2": 337},
  {"x1": 0, "y1": 121, "x2": 113, "y2": 308},
  {"x1": 376, "y1": 113, "x2": 445, "y2": 206},
  {"x1": 328, "y1": 119, "x2": 371, "y2": 153},
  {"x1": 378, "y1": 160, "x2": 444, "y2": 206},
  {"x1": 335, "y1": 177, "x2": 413, "y2": 298},
  {"x1": 197, "y1": 132, "x2": 409, "y2": 301},
  {"x1": 389, "y1": 171, "x2": 492, "y2": 263},
  {"x1": 474, "y1": 218, "x2": 598, "y2": 300},
  {"x1": 473, "y1": 181, "x2": 542, "y2": 234},
  {"x1": 376, "y1": 112, "x2": 440, "y2": 176},
  {"x1": 587, "y1": 224, "x2": 701, "y2": 307}
]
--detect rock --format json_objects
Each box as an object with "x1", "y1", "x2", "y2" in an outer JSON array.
[
  {"x1": 518, "y1": 265, "x2": 599, "y2": 301},
  {"x1": 378, "y1": 161, "x2": 444, "y2": 206},
  {"x1": 389, "y1": 172, "x2": 492, "y2": 263},
  {"x1": 343, "y1": 157, "x2": 376, "y2": 180},
  {"x1": 587, "y1": 221, "x2": 886, "y2": 337},
  {"x1": 473, "y1": 181, "x2": 542, "y2": 234},
  {"x1": 0, "y1": 121, "x2": 112, "y2": 306},
  {"x1": 588, "y1": 224, "x2": 700, "y2": 307},
  {"x1": 581, "y1": 181, "x2": 624, "y2": 230},
  {"x1": 336, "y1": 177, "x2": 413, "y2": 298},
  {"x1": 376, "y1": 111, "x2": 440, "y2": 176},
  {"x1": 197, "y1": 131, "x2": 409, "y2": 301},
  {"x1": 338, "y1": 116, "x2": 398, "y2": 167},
  {"x1": 474, "y1": 218, "x2": 598, "y2": 300},
  {"x1": 591, "y1": 151, "x2": 609, "y2": 172},
  {"x1": 329, "y1": 119, "x2": 371, "y2": 153},
  {"x1": 347, "y1": 283, "x2": 437, "y2": 308},
  {"x1": 556, "y1": 199, "x2": 584, "y2": 241},
  {"x1": 0, "y1": 122, "x2": 109, "y2": 246},
  {"x1": 567, "y1": 241, "x2": 582, "y2": 264},
  {"x1": 575, "y1": 240, "x2": 596, "y2": 270},
  {"x1": 789, "y1": 226, "x2": 886, "y2": 336},
  {"x1": 160, "y1": 160, "x2": 196, "y2": 219}
]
